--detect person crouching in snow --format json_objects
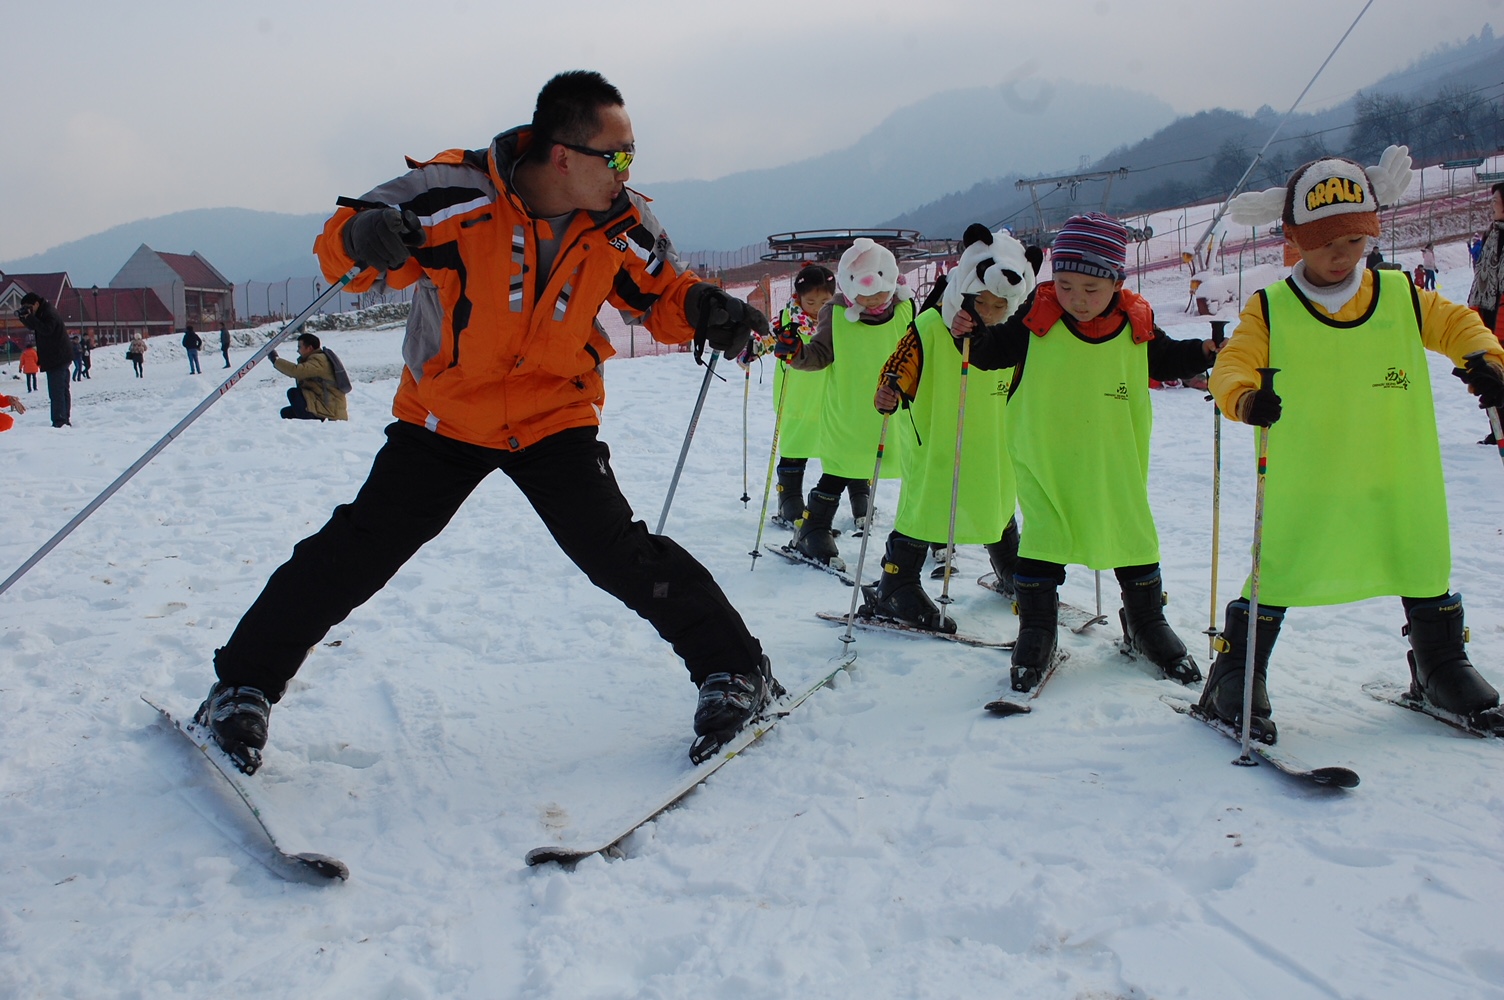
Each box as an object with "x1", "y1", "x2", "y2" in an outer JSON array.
[
  {"x1": 777, "y1": 238, "x2": 912, "y2": 569},
  {"x1": 866, "y1": 224, "x2": 1038, "y2": 631},
  {"x1": 1206, "y1": 146, "x2": 1504, "y2": 742},
  {"x1": 0, "y1": 392, "x2": 25, "y2": 431},
  {"x1": 957, "y1": 212, "x2": 1218, "y2": 693}
]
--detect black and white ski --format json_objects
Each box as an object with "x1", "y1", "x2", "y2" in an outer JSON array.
[
  {"x1": 526, "y1": 659, "x2": 852, "y2": 866},
  {"x1": 1362, "y1": 681, "x2": 1504, "y2": 739},
  {"x1": 815, "y1": 610, "x2": 1015, "y2": 650},
  {"x1": 1160, "y1": 694, "x2": 1360, "y2": 788},
  {"x1": 983, "y1": 649, "x2": 1071, "y2": 716},
  {"x1": 762, "y1": 543, "x2": 858, "y2": 586},
  {"x1": 143, "y1": 695, "x2": 349, "y2": 883},
  {"x1": 976, "y1": 572, "x2": 1108, "y2": 632}
]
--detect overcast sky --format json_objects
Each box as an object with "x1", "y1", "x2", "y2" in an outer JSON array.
[{"x1": 3, "y1": 0, "x2": 1500, "y2": 261}]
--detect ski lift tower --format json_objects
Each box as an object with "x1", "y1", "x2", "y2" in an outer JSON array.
[{"x1": 1015, "y1": 167, "x2": 1130, "y2": 238}]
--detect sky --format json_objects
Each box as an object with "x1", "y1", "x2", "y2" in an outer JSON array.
[{"x1": 3, "y1": 0, "x2": 1500, "y2": 262}]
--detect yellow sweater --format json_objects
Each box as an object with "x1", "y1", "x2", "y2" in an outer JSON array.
[{"x1": 1210, "y1": 269, "x2": 1504, "y2": 422}]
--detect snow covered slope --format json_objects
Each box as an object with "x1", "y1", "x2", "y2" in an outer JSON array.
[{"x1": 2, "y1": 258, "x2": 1503, "y2": 999}]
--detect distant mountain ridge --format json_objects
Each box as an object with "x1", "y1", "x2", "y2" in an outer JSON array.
[{"x1": 0, "y1": 207, "x2": 326, "y2": 287}]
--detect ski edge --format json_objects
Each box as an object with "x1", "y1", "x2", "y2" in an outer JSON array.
[
  {"x1": 524, "y1": 660, "x2": 852, "y2": 867},
  {"x1": 814, "y1": 610, "x2": 1015, "y2": 650},
  {"x1": 1362, "y1": 680, "x2": 1502, "y2": 740},
  {"x1": 975, "y1": 572, "x2": 1107, "y2": 633},
  {"x1": 762, "y1": 544, "x2": 857, "y2": 586},
  {"x1": 142, "y1": 695, "x2": 350, "y2": 882},
  {"x1": 983, "y1": 649, "x2": 1071, "y2": 716},
  {"x1": 1160, "y1": 694, "x2": 1359, "y2": 788}
]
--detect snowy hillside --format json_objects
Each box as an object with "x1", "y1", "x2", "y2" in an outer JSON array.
[{"x1": 3, "y1": 251, "x2": 1504, "y2": 999}]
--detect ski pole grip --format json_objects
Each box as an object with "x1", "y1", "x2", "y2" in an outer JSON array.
[
  {"x1": 1256, "y1": 367, "x2": 1279, "y2": 393},
  {"x1": 1210, "y1": 320, "x2": 1229, "y2": 347}
]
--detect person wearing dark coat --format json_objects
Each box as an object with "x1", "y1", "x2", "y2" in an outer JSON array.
[
  {"x1": 182, "y1": 325, "x2": 203, "y2": 374},
  {"x1": 16, "y1": 293, "x2": 71, "y2": 427},
  {"x1": 220, "y1": 326, "x2": 231, "y2": 368}
]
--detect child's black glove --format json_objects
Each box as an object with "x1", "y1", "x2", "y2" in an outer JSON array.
[
  {"x1": 1241, "y1": 388, "x2": 1282, "y2": 427},
  {"x1": 1453, "y1": 354, "x2": 1504, "y2": 410}
]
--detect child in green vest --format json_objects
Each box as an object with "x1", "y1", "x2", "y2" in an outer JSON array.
[
  {"x1": 958, "y1": 213, "x2": 1217, "y2": 692},
  {"x1": 867, "y1": 225, "x2": 1038, "y2": 630},
  {"x1": 776, "y1": 238, "x2": 913, "y2": 569},
  {"x1": 1206, "y1": 146, "x2": 1504, "y2": 741},
  {"x1": 766, "y1": 265, "x2": 837, "y2": 527}
]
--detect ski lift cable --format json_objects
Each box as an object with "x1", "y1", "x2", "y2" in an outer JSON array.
[{"x1": 1192, "y1": 0, "x2": 1375, "y2": 257}]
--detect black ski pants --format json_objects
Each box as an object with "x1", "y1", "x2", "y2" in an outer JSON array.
[{"x1": 215, "y1": 421, "x2": 763, "y2": 699}]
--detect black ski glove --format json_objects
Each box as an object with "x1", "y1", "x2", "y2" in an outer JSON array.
[
  {"x1": 772, "y1": 322, "x2": 801, "y2": 360},
  {"x1": 1454, "y1": 354, "x2": 1504, "y2": 410},
  {"x1": 344, "y1": 208, "x2": 426, "y2": 271},
  {"x1": 1241, "y1": 387, "x2": 1282, "y2": 427},
  {"x1": 685, "y1": 283, "x2": 768, "y2": 359}
]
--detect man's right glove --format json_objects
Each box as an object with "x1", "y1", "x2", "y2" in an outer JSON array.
[
  {"x1": 343, "y1": 208, "x2": 426, "y2": 271},
  {"x1": 685, "y1": 283, "x2": 768, "y2": 359},
  {"x1": 1240, "y1": 387, "x2": 1282, "y2": 427},
  {"x1": 1454, "y1": 353, "x2": 1504, "y2": 410}
]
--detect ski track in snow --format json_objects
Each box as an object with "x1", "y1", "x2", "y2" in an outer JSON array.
[{"x1": 3, "y1": 249, "x2": 1504, "y2": 998}]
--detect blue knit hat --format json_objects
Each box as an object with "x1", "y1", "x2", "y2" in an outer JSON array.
[{"x1": 1050, "y1": 212, "x2": 1128, "y2": 281}]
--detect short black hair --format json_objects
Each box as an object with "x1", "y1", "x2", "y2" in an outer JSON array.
[
  {"x1": 19, "y1": 292, "x2": 42, "y2": 306},
  {"x1": 298, "y1": 333, "x2": 320, "y2": 349},
  {"x1": 527, "y1": 70, "x2": 625, "y2": 163},
  {"x1": 1492, "y1": 182, "x2": 1504, "y2": 201}
]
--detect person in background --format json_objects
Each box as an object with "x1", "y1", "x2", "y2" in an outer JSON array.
[
  {"x1": 757, "y1": 264, "x2": 836, "y2": 527},
  {"x1": 270, "y1": 333, "x2": 348, "y2": 421},
  {"x1": 20, "y1": 342, "x2": 39, "y2": 392},
  {"x1": 1422, "y1": 242, "x2": 1438, "y2": 290},
  {"x1": 127, "y1": 333, "x2": 147, "y2": 378},
  {"x1": 220, "y1": 326, "x2": 232, "y2": 368},
  {"x1": 81, "y1": 333, "x2": 92, "y2": 379},
  {"x1": 70, "y1": 334, "x2": 85, "y2": 382},
  {"x1": 0, "y1": 391, "x2": 25, "y2": 432},
  {"x1": 182, "y1": 325, "x2": 202, "y2": 375},
  {"x1": 16, "y1": 293, "x2": 70, "y2": 427},
  {"x1": 1466, "y1": 182, "x2": 1504, "y2": 443}
]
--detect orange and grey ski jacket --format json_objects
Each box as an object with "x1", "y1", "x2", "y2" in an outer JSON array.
[{"x1": 314, "y1": 125, "x2": 703, "y2": 450}]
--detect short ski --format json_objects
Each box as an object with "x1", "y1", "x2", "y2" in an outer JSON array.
[
  {"x1": 976, "y1": 572, "x2": 1108, "y2": 632},
  {"x1": 983, "y1": 649, "x2": 1071, "y2": 716},
  {"x1": 1160, "y1": 694, "x2": 1359, "y2": 788},
  {"x1": 1362, "y1": 681, "x2": 1504, "y2": 739},
  {"x1": 526, "y1": 660, "x2": 851, "y2": 866},
  {"x1": 763, "y1": 543, "x2": 857, "y2": 586},
  {"x1": 143, "y1": 695, "x2": 349, "y2": 883},
  {"x1": 815, "y1": 610, "x2": 1015, "y2": 650}
]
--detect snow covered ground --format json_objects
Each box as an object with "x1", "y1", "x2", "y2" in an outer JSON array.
[{"x1": 3, "y1": 254, "x2": 1504, "y2": 999}]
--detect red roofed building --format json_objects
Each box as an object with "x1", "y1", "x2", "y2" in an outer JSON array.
[
  {"x1": 109, "y1": 245, "x2": 236, "y2": 330},
  {"x1": 0, "y1": 272, "x2": 174, "y2": 352}
]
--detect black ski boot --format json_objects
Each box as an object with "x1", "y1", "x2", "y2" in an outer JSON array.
[
  {"x1": 847, "y1": 480, "x2": 872, "y2": 535},
  {"x1": 774, "y1": 463, "x2": 805, "y2": 527},
  {"x1": 1198, "y1": 599, "x2": 1282, "y2": 744},
  {"x1": 691, "y1": 654, "x2": 779, "y2": 763},
  {"x1": 194, "y1": 681, "x2": 272, "y2": 775},
  {"x1": 983, "y1": 517, "x2": 1020, "y2": 597},
  {"x1": 1403, "y1": 594, "x2": 1503, "y2": 725},
  {"x1": 792, "y1": 489, "x2": 842, "y2": 566},
  {"x1": 1119, "y1": 570, "x2": 1201, "y2": 684},
  {"x1": 861, "y1": 534, "x2": 954, "y2": 633},
  {"x1": 1011, "y1": 577, "x2": 1059, "y2": 692}
]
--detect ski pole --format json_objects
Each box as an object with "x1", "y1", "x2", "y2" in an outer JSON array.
[
  {"x1": 0, "y1": 269, "x2": 361, "y2": 600},
  {"x1": 1205, "y1": 319, "x2": 1229, "y2": 659},
  {"x1": 740, "y1": 365, "x2": 752, "y2": 506},
  {"x1": 749, "y1": 366, "x2": 792, "y2": 570},
  {"x1": 1237, "y1": 367, "x2": 1279, "y2": 764},
  {"x1": 1461, "y1": 350, "x2": 1504, "y2": 469},
  {"x1": 936, "y1": 333, "x2": 972, "y2": 623},
  {"x1": 656, "y1": 349, "x2": 721, "y2": 535},
  {"x1": 836, "y1": 374, "x2": 899, "y2": 665}
]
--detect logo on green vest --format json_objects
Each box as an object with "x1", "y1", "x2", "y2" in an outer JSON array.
[
  {"x1": 1105, "y1": 381, "x2": 1130, "y2": 401},
  {"x1": 1372, "y1": 367, "x2": 1410, "y2": 390}
]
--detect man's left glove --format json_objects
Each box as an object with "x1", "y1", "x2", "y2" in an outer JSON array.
[
  {"x1": 685, "y1": 283, "x2": 768, "y2": 359},
  {"x1": 344, "y1": 208, "x2": 426, "y2": 272},
  {"x1": 268, "y1": 349, "x2": 279, "y2": 362},
  {"x1": 1454, "y1": 353, "x2": 1504, "y2": 410}
]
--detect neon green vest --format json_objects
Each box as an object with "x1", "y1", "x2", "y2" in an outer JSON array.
[
  {"x1": 893, "y1": 309, "x2": 1016, "y2": 543},
  {"x1": 774, "y1": 304, "x2": 827, "y2": 458},
  {"x1": 817, "y1": 300, "x2": 913, "y2": 479},
  {"x1": 1007, "y1": 317, "x2": 1159, "y2": 568},
  {"x1": 1250, "y1": 271, "x2": 1449, "y2": 605}
]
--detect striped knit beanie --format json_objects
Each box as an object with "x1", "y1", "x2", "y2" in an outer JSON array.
[{"x1": 1050, "y1": 212, "x2": 1128, "y2": 281}]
